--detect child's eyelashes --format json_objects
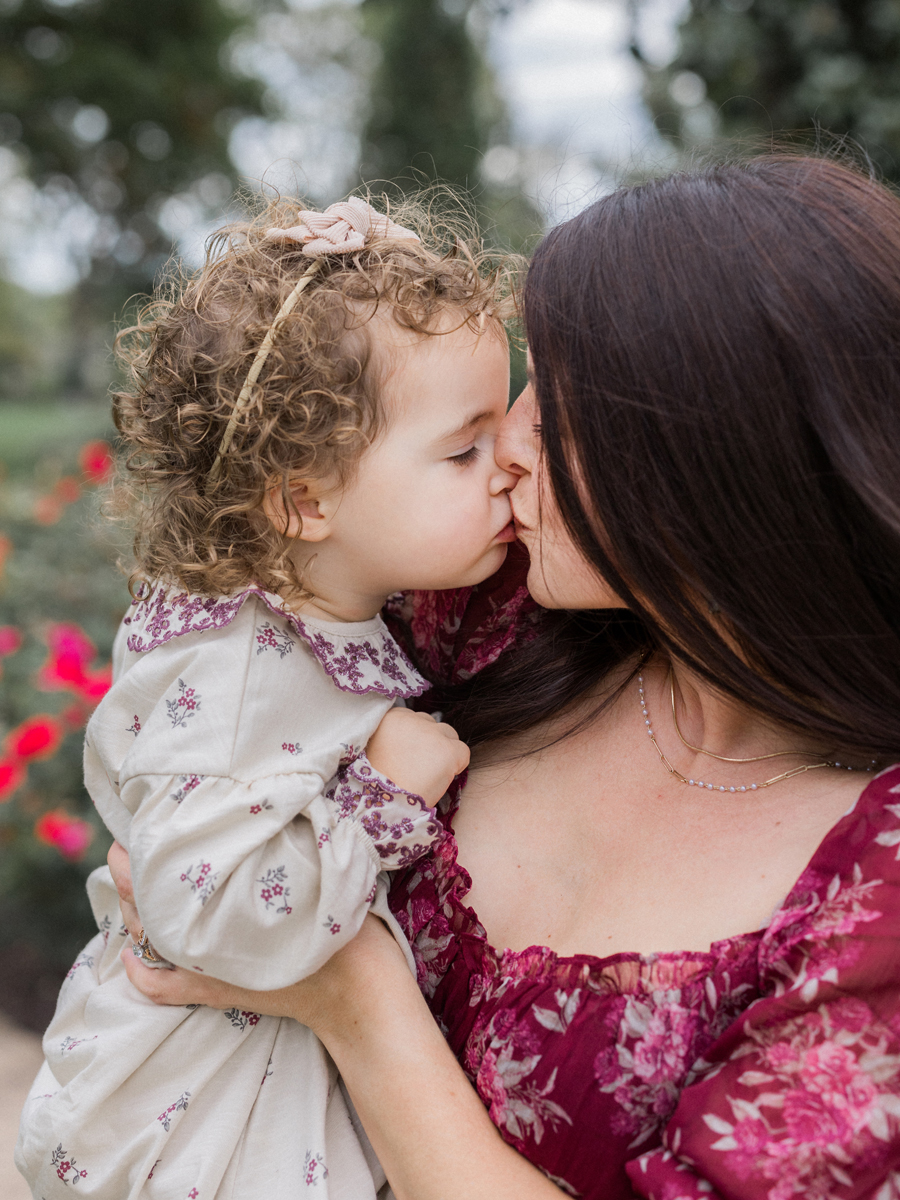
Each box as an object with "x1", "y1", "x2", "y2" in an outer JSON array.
[
  {"x1": 532, "y1": 423, "x2": 543, "y2": 439},
  {"x1": 448, "y1": 445, "x2": 481, "y2": 466}
]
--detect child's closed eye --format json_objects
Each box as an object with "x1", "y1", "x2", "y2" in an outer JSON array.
[{"x1": 448, "y1": 445, "x2": 481, "y2": 466}]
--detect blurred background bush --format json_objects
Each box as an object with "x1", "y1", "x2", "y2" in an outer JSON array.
[{"x1": 1, "y1": 0, "x2": 899, "y2": 1031}]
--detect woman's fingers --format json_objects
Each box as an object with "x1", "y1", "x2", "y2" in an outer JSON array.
[
  {"x1": 108, "y1": 840, "x2": 134, "y2": 904},
  {"x1": 119, "y1": 898, "x2": 143, "y2": 944}
]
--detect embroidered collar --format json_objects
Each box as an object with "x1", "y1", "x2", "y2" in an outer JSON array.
[{"x1": 123, "y1": 585, "x2": 429, "y2": 699}]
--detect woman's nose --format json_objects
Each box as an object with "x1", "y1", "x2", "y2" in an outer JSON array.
[{"x1": 495, "y1": 388, "x2": 535, "y2": 479}]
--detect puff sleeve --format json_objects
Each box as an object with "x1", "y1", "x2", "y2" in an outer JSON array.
[{"x1": 627, "y1": 768, "x2": 900, "y2": 1200}]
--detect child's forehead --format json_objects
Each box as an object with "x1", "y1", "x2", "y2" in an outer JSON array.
[{"x1": 368, "y1": 309, "x2": 509, "y2": 431}]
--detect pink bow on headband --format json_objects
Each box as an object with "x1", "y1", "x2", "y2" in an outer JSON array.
[{"x1": 265, "y1": 196, "x2": 419, "y2": 258}]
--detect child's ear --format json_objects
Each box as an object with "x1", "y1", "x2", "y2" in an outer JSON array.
[{"x1": 262, "y1": 480, "x2": 337, "y2": 543}]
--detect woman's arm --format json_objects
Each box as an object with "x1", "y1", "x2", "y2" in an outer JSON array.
[{"x1": 111, "y1": 844, "x2": 563, "y2": 1200}]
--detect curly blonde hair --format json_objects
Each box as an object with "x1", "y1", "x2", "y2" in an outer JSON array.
[{"x1": 113, "y1": 192, "x2": 519, "y2": 603}]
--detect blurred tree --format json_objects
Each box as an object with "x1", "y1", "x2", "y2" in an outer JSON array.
[
  {"x1": 360, "y1": 0, "x2": 541, "y2": 399},
  {"x1": 0, "y1": 0, "x2": 265, "y2": 387},
  {"x1": 360, "y1": 0, "x2": 490, "y2": 189},
  {"x1": 636, "y1": 0, "x2": 900, "y2": 180}
]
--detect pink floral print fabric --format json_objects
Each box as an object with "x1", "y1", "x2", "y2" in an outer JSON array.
[
  {"x1": 390, "y1": 769, "x2": 900, "y2": 1199},
  {"x1": 389, "y1": 550, "x2": 900, "y2": 1198}
]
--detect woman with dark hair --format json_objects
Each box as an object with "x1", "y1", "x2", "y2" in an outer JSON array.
[{"x1": 115, "y1": 154, "x2": 900, "y2": 1199}]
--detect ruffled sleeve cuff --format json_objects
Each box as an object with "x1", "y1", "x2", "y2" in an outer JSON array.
[{"x1": 325, "y1": 753, "x2": 441, "y2": 869}]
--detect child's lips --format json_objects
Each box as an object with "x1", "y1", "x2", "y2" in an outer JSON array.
[{"x1": 495, "y1": 520, "x2": 517, "y2": 543}]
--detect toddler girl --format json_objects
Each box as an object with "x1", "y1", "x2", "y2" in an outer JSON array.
[{"x1": 16, "y1": 195, "x2": 516, "y2": 1199}]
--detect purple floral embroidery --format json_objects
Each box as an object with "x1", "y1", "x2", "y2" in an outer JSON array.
[
  {"x1": 158, "y1": 1090, "x2": 190, "y2": 1132},
  {"x1": 171, "y1": 773, "x2": 204, "y2": 803},
  {"x1": 167, "y1": 678, "x2": 201, "y2": 728},
  {"x1": 257, "y1": 865, "x2": 292, "y2": 915},
  {"x1": 282, "y1": 741, "x2": 303, "y2": 755},
  {"x1": 180, "y1": 861, "x2": 217, "y2": 905},
  {"x1": 187, "y1": 1188, "x2": 199, "y2": 1198},
  {"x1": 224, "y1": 1007, "x2": 261, "y2": 1031},
  {"x1": 65, "y1": 951, "x2": 94, "y2": 982},
  {"x1": 250, "y1": 799, "x2": 274, "y2": 814},
  {"x1": 126, "y1": 714, "x2": 141, "y2": 736},
  {"x1": 60, "y1": 1035, "x2": 97, "y2": 1053},
  {"x1": 303, "y1": 1151, "x2": 328, "y2": 1187},
  {"x1": 255, "y1": 621, "x2": 295, "y2": 657},
  {"x1": 325, "y1": 754, "x2": 440, "y2": 868},
  {"x1": 322, "y1": 913, "x2": 341, "y2": 935},
  {"x1": 317, "y1": 827, "x2": 330, "y2": 848},
  {"x1": 125, "y1": 585, "x2": 427, "y2": 697},
  {"x1": 98, "y1": 914, "x2": 111, "y2": 944},
  {"x1": 51, "y1": 1142, "x2": 88, "y2": 1185}
]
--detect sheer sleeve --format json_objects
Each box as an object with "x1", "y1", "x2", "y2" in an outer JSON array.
[
  {"x1": 385, "y1": 541, "x2": 538, "y2": 687},
  {"x1": 627, "y1": 768, "x2": 900, "y2": 1200}
]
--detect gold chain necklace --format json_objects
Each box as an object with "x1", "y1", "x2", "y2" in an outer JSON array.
[{"x1": 638, "y1": 669, "x2": 875, "y2": 793}]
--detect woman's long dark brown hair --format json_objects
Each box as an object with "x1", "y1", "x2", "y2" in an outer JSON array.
[{"x1": 445, "y1": 154, "x2": 900, "y2": 760}]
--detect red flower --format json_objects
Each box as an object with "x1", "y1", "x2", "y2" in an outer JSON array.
[
  {"x1": 79, "y1": 440, "x2": 114, "y2": 486},
  {"x1": 38, "y1": 623, "x2": 111, "y2": 705},
  {"x1": 7, "y1": 714, "x2": 63, "y2": 761},
  {"x1": 33, "y1": 494, "x2": 63, "y2": 525},
  {"x1": 0, "y1": 758, "x2": 26, "y2": 801},
  {"x1": 54, "y1": 476, "x2": 82, "y2": 505},
  {"x1": 34, "y1": 809, "x2": 94, "y2": 861},
  {"x1": 0, "y1": 626, "x2": 22, "y2": 657}
]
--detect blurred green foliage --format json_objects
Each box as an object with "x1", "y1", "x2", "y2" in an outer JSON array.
[
  {"x1": 642, "y1": 0, "x2": 900, "y2": 178},
  {"x1": 0, "y1": 0, "x2": 264, "y2": 299}
]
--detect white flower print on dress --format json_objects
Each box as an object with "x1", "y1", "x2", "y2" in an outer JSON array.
[
  {"x1": 250, "y1": 799, "x2": 273, "y2": 814},
  {"x1": 157, "y1": 1091, "x2": 190, "y2": 1132},
  {"x1": 303, "y1": 1150, "x2": 328, "y2": 1187},
  {"x1": 170, "y1": 774, "x2": 204, "y2": 804},
  {"x1": 180, "y1": 861, "x2": 218, "y2": 905},
  {"x1": 282, "y1": 741, "x2": 303, "y2": 755},
  {"x1": 322, "y1": 913, "x2": 341, "y2": 935},
  {"x1": 51, "y1": 1142, "x2": 88, "y2": 1185},
  {"x1": 875, "y1": 800, "x2": 900, "y2": 858},
  {"x1": 126, "y1": 714, "x2": 141, "y2": 736},
  {"x1": 255, "y1": 621, "x2": 295, "y2": 658},
  {"x1": 761, "y1": 861, "x2": 883, "y2": 1003},
  {"x1": 257, "y1": 865, "x2": 292, "y2": 915},
  {"x1": 703, "y1": 998, "x2": 900, "y2": 1200}
]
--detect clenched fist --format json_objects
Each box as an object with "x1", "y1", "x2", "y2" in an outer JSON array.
[{"x1": 365, "y1": 708, "x2": 470, "y2": 807}]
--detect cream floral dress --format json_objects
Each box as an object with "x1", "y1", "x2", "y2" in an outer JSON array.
[{"x1": 16, "y1": 584, "x2": 440, "y2": 1200}]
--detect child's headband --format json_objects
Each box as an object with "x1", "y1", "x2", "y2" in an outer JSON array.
[{"x1": 207, "y1": 198, "x2": 419, "y2": 486}]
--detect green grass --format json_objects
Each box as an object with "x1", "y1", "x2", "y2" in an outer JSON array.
[{"x1": 0, "y1": 402, "x2": 114, "y2": 476}]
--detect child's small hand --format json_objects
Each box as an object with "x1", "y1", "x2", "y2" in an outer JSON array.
[{"x1": 365, "y1": 708, "x2": 470, "y2": 807}]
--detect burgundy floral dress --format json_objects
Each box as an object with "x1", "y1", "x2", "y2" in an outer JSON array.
[{"x1": 387, "y1": 549, "x2": 900, "y2": 1200}]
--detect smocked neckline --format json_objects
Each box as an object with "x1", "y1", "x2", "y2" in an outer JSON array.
[{"x1": 427, "y1": 766, "x2": 897, "y2": 980}]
